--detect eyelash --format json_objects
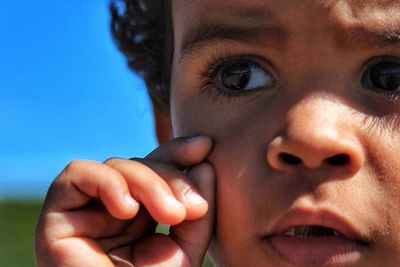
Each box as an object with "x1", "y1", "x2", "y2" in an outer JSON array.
[
  {"x1": 198, "y1": 49, "x2": 400, "y2": 103},
  {"x1": 198, "y1": 51, "x2": 273, "y2": 103}
]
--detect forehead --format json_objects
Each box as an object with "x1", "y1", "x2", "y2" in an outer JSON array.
[
  {"x1": 172, "y1": 0, "x2": 400, "y2": 49},
  {"x1": 172, "y1": 0, "x2": 400, "y2": 19}
]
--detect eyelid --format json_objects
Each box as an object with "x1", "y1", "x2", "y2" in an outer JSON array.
[
  {"x1": 360, "y1": 48, "x2": 400, "y2": 74},
  {"x1": 363, "y1": 54, "x2": 400, "y2": 70},
  {"x1": 196, "y1": 53, "x2": 278, "y2": 104},
  {"x1": 209, "y1": 55, "x2": 277, "y2": 93},
  {"x1": 203, "y1": 54, "x2": 278, "y2": 80}
]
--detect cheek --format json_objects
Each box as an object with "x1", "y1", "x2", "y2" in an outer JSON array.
[
  {"x1": 171, "y1": 91, "x2": 289, "y2": 265},
  {"x1": 206, "y1": 141, "x2": 280, "y2": 266},
  {"x1": 364, "y1": 133, "x2": 400, "y2": 240},
  {"x1": 170, "y1": 87, "x2": 275, "y2": 222}
]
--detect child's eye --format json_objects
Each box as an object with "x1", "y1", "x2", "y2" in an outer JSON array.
[
  {"x1": 361, "y1": 58, "x2": 400, "y2": 94},
  {"x1": 218, "y1": 61, "x2": 275, "y2": 92},
  {"x1": 202, "y1": 56, "x2": 276, "y2": 99}
]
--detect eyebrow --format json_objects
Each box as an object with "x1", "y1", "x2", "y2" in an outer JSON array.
[
  {"x1": 180, "y1": 21, "x2": 285, "y2": 60},
  {"x1": 179, "y1": 5, "x2": 286, "y2": 61},
  {"x1": 339, "y1": 27, "x2": 400, "y2": 49},
  {"x1": 179, "y1": 10, "x2": 400, "y2": 61}
]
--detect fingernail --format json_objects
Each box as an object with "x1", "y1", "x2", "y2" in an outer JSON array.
[
  {"x1": 185, "y1": 190, "x2": 207, "y2": 205},
  {"x1": 124, "y1": 194, "x2": 137, "y2": 207},
  {"x1": 165, "y1": 195, "x2": 184, "y2": 209},
  {"x1": 185, "y1": 136, "x2": 202, "y2": 143}
]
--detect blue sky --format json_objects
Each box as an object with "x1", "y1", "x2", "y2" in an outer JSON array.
[{"x1": 0, "y1": 1, "x2": 157, "y2": 198}]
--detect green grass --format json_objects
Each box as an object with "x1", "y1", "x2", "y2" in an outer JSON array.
[
  {"x1": 0, "y1": 200, "x2": 213, "y2": 267},
  {"x1": 0, "y1": 199, "x2": 43, "y2": 267}
]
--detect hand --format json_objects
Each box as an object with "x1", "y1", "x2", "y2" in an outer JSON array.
[{"x1": 35, "y1": 136, "x2": 215, "y2": 267}]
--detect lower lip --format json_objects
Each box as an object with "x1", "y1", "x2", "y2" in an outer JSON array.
[{"x1": 267, "y1": 235, "x2": 365, "y2": 266}]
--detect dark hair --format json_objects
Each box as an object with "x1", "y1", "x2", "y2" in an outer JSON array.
[{"x1": 110, "y1": 0, "x2": 172, "y2": 112}]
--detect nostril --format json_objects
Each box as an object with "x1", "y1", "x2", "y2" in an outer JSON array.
[
  {"x1": 325, "y1": 154, "x2": 350, "y2": 166},
  {"x1": 279, "y1": 153, "x2": 302, "y2": 165}
]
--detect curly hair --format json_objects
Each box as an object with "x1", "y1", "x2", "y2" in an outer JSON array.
[{"x1": 110, "y1": 0, "x2": 172, "y2": 112}]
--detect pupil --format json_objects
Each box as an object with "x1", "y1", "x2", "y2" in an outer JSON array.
[
  {"x1": 370, "y1": 62, "x2": 400, "y2": 91},
  {"x1": 221, "y1": 63, "x2": 250, "y2": 90}
]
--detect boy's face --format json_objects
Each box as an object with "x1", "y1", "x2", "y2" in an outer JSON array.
[{"x1": 169, "y1": 0, "x2": 400, "y2": 266}]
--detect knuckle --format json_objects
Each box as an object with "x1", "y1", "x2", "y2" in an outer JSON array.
[
  {"x1": 54, "y1": 160, "x2": 91, "y2": 187},
  {"x1": 103, "y1": 157, "x2": 123, "y2": 168},
  {"x1": 130, "y1": 157, "x2": 153, "y2": 170},
  {"x1": 105, "y1": 157, "x2": 148, "y2": 174},
  {"x1": 100, "y1": 165, "x2": 122, "y2": 182},
  {"x1": 64, "y1": 160, "x2": 93, "y2": 174},
  {"x1": 62, "y1": 159, "x2": 121, "y2": 183}
]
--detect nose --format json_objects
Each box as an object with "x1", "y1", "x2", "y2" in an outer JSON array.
[{"x1": 266, "y1": 98, "x2": 364, "y2": 175}]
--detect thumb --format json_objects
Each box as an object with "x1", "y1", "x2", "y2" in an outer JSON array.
[{"x1": 169, "y1": 162, "x2": 216, "y2": 267}]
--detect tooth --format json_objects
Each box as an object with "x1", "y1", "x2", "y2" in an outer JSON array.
[
  {"x1": 283, "y1": 226, "x2": 341, "y2": 237},
  {"x1": 333, "y1": 230, "x2": 340, "y2": 236},
  {"x1": 298, "y1": 226, "x2": 311, "y2": 237},
  {"x1": 284, "y1": 228, "x2": 296, "y2": 236},
  {"x1": 285, "y1": 226, "x2": 311, "y2": 237},
  {"x1": 285, "y1": 226, "x2": 337, "y2": 237}
]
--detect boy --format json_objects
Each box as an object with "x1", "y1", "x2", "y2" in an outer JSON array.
[{"x1": 35, "y1": 0, "x2": 400, "y2": 266}]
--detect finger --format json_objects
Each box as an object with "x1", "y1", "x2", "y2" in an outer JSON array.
[
  {"x1": 48, "y1": 237, "x2": 114, "y2": 267},
  {"x1": 97, "y1": 208, "x2": 157, "y2": 253},
  {"x1": 104, "y1": 158, "x2": 187, "y2": 225},
  {"x1": 41, "y1": 202, "x2": 133, "y2": 243},
  {"x1": 134, "y1": 158, "x2": 209, "y2": 221},
  {"x1": 169, "y1": 162, "x2": 216, "y2": 267},
  {"x1": 44, "y1": 160, "x2": 139, "y2": 219},
  {"x1": 145, "y1": 136, "x2": 213, "y2": 168}
]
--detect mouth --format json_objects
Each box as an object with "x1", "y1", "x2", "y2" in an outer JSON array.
[
  {"x1": 265, "y1": 211, "x2": 369, "y2": 266},
  {"x1": 282, "y1": 225, "x2": 341, "y2": 238}
]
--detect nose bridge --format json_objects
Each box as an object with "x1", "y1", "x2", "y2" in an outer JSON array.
[
  {"x1": 267, "y1": 94, "x2": 364, "y2": 174},
  {"x1": 285, "y1": 95, "x2": 345, "y2": 148}
]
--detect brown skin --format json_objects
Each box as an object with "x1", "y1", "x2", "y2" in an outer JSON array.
[
  {"x1": 170, "y1": 0, "x2": 400, "y2": 266},
  {"x1": 35, "y1": 137, "x2": 216, "y2": 267},
  {"x1": 35, "y1": 0, "x2": 400, "y2": 266}
]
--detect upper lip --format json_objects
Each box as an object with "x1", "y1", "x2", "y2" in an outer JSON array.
[{"x1": 266, "y1": 207, "x2": 368, "y2": 243}]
